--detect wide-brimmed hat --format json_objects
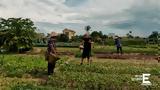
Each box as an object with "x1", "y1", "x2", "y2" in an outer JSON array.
[
  {"x1": 50, "y1": 32, "x2": 57, "y2": 38},
  {"x1": 114, "y1": 35, "x2": 119, "y2": 39}
]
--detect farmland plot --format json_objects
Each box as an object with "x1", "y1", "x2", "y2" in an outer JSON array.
[{"x1": 0, "y1": 55, "x2": 160, "y2": 89}]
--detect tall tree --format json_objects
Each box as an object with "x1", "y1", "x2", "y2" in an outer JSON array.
[
  {"x1": 91, "y1": 31, "x2": 103, "y2": 42},
  {"x1": 0, "y1": 18, "x2": 36, "y2": 52},
  {"x1": 57, "y1": 34, "x2": 69, "y2": 42},
  {"x1": 148, "y1": 31, "x2": 159, "y2": 44},
  {"x1": 149, "y1": 31, "x2": 159, "y2": 39},
  {"x1": 85, "y1": 25, "x2": 91, "y2": 33},
  {"x1": 126, "y1": 31, "x2": 134, "y2": 39}
]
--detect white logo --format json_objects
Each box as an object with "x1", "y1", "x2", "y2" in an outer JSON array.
[
  {"x1": 132, "y1": 73, "x2": 152, "y2": 86},
  {"x1": 141, "y1": 74, "x2": 151, "y2": 86}
]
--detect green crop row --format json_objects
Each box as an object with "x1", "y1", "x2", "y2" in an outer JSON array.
[{"x1": 0, "y1": 55, "x2": 160, "y2": 89}]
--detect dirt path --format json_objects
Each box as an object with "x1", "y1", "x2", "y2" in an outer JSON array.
[
  {"x1": 95, "y1": 52, "x2": 157, "y2": 60},
  {"x1": 57, "y1": 51, "x2": 157, "y2": 60}
]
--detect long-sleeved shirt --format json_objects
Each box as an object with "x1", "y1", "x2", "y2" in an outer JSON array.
[
  {"x1": 115, "y1": 38, "x2": 122, "y2": 47},
  {"x1": 47, "y1": 39, "x2": 56, "y2": 54}
]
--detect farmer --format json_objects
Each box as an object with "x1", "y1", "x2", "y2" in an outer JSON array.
[
  {"x1": 115, "y1": 36, "x2": 123, "y2": 54},
  {"x1": 80, "y1": 33, "x2": 92, "y2": 65},
  {"x1": 46, "y1": 32, "x2": 60, "y2": 75}
]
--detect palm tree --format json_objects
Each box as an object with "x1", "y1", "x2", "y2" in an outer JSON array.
[
  {"x1": 129, "y1": 31, "x2": 132, "y2": 34},
  {"x1": 85, "y1": 25, "x2": 91, "y2": 33}
]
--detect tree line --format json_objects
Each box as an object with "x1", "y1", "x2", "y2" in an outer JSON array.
[{"x1": 0, "y1": 18, "x2": 159, "y2": 53}]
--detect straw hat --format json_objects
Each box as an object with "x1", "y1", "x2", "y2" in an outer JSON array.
[
  {"x1": 50, "y1": 32, "x2": 57, "y2": 38},
  {"x1": 114, "y1": 35, "x2": 119, "y2": 39}
]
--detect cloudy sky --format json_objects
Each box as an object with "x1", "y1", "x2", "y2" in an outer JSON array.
[{"x1": 0, "y1": 0, "x2": 160, "y2": 37}]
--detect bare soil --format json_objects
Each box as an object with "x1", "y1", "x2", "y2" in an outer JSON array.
[
  {"x1": 58, "y1": 51, "x2": 157, "y2": 60},
  {"x1": 28, "y1": 47, "x2": 158, "y2": 60},
  {"x1": 95, "y1": 52, "x2": 157, "y2": 60}
]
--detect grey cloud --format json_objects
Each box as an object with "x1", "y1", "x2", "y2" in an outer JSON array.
[
  {"x1": 0, "y1": 3, "x2": 5, "y2": 8},
  {"x1": 109, "y1": 0, "x2": 160, "y2": 34},
  {"x1": 1, "y1": 0, "x2": 158, "y2": 36},
  {"x1": 35, "y1": 21, "x2": 86, "y2": 34},
  {"x1": 35, "y1": 0, "x2": 160, "y2": 36}
]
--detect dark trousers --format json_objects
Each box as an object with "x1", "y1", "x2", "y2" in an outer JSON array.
[
  {"x1": 117, "y1": 47, "x2": 123, "y2": 54},
  {"x1": 48, "y1": 61, "x2": 56, "y2": 75}
]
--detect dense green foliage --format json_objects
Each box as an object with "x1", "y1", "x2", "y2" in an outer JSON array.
[
  {"x1": 149, "y1": 31, "x2": 159, "y2": 39},
  {"x1": 148, "y1": 31, "x2": 159, "y2": 44},
  {"x1": 57, "y1": 34, "x2": 69, "y2": 42},
  {"x1": 0, "y1": 18, "x2": 37, "y2": 52},
  {"x1": 0, "y1": 55, "x2": 160, "y2": 89},
  {"x1": 90, "y1": 31, "x2": 107, "y2": 42},
  {"x1": 71, "y1": 35, "x2": 83, "y2": 42}
]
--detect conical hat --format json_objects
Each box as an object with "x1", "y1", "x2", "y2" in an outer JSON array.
[{"x1": 114, "y1": 35, "x2": 119, "y2": 39}]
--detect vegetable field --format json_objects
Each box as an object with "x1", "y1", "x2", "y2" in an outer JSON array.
[{"x1": 0, "y1": 54, "x2": 160, "y2": 90}]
